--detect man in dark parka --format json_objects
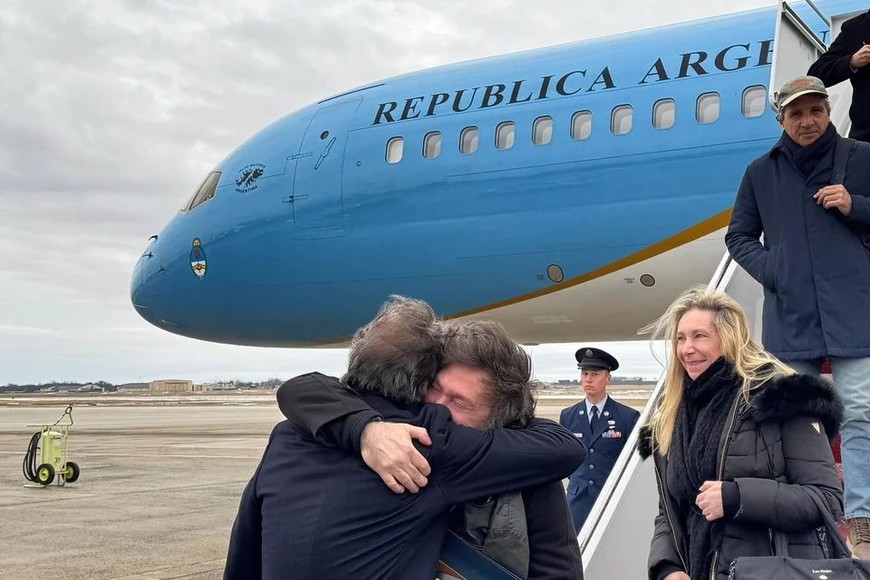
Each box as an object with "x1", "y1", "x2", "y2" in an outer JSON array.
[
  {"x1": 808, "y1": 9, "x2": 870, "y2": 142},
  {"x1": 725, "y1": 75, "x2": 870, "y2": 558}
]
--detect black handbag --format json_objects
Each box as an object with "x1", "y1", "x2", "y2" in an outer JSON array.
[{"x1": 729, "y1": 488, "x2": 870, "y2": 579}]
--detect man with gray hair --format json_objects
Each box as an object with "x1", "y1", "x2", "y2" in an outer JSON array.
[
  {"x1": 726, "y1": 75, "x2": 870, "y2": 558},
  {"x1": 223, "y1": 296, "x2": 585, "y2": 579}
]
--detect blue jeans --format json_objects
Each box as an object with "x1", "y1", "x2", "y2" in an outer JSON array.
[{"x1": 787, "y1": 357, "x2": 870, "y2": 519}]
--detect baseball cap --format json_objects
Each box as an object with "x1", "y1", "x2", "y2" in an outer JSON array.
[{"x1": 775, "y1": 76, "x2": 828, "y2": 111}]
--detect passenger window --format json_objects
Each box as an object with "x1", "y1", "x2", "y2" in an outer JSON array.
[
  {"x1": 183, "y1": 171, "x2": 221, "y2": 212},
  {"x1": 696, "y1": 93, "x2": 720, "y2": 124},
  {"x1": 611, "y1": 105, "x2": 633, "y2": 135},
  {"x1": 653, "y1": 99, "x2": 676, "y2": 130},
  {"x1": 571, "y1": 111, "x2": 592, "y2": 140},
  {"x1": 742, "y1": 86, "x2": 766, "y2": 118},
  {"x1": 496, "y1": 122, "x2": 515, "y2": 150},
  {"x1": 460, "y1": 126, "x2": 479, "y2": 154},
  {"x1": 386, "y1": 137, "x2": 404, "y2": 164},
  {"x1": 533, "y1": 116, "x2": 553, "y2": 145},
  {"x1": 423, "y1": 132, "x2": 442, "y2": 159}
]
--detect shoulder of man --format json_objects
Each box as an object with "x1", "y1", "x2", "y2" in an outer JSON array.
[
  {"x1": 737, "y1": 149, "x2": 777, "y2": 185},
  {"x1": 560, "y1": 400, "x2": 586, "y2": 418},
  {"x1": 281, "y1": 371, "x2": 343, "y2": 389},
  {"x1": 841, "y1": 11, "x2": 868, "y2": 33},
  {"x1": 608, "y1": 397, "x2": 636, "y2": 412},
  {"x1": 753, "y1": 147, "x2": 779, "y2": 166},
  {"x1": 851, "y1": 138, "x2": 870, "y2": 156},
  {"x1": 844, "y1": 139, "x2": 870, "y2": 177},
  {"x1": 403, "y1": 402, "x2": 455, "y2": 431}
]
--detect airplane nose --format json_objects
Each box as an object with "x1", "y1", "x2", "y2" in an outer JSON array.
[
  {"x1": 130, "y1": 233, "x2": 185, "y2": 331},
  {"x1": 130, "y1": 238, "x2": 159, "y2": 324}
]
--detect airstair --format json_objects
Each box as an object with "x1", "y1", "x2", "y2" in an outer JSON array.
[{"x1": 578, "y1": 2, "x2": 859, "y2": 576}]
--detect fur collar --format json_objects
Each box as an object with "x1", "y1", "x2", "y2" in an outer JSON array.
[
  {"x1": 747, "y1": 373, "x2": 842, "y2": 439},
  {"x1": 637, "y1": 373, "x2": 843, "y2": 460}
]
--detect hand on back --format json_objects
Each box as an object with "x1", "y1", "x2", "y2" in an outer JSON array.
[{"x1": 360, "y1": 420, "x2": 432, "y2": 494}]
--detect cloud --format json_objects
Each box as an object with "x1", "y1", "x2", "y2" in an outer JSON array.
[{"x1": 1, "y1": 0, "x2": 772, "y2": 385}]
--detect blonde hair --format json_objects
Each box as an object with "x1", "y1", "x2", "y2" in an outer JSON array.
[{"x1": 642, "y1": 285, "x2": 794, "y2": 456}]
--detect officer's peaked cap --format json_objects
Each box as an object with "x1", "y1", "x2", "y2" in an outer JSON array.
[{"x1": 575, "y1": 347, "x2": 619, "y2": 371}]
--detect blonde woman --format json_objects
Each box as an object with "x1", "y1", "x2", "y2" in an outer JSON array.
[{"x1": 639, "y1": 286, "x2": 844, "y2": 580}]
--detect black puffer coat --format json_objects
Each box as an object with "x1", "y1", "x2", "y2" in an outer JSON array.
[{"x1": 639, "y1": 372, "x2": 844, "y2": 580}]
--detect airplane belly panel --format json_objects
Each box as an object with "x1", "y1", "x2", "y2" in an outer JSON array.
[{"x1": 453, "y1": 228, "x2": 728, "y2": 344}]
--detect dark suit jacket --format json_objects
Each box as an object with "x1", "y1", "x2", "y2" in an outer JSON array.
[
  {"x1": 559, "y1": 397, "x2": 640, "y2": 531},
  {"x1": 808, "y1": 10, "x2": 870, "y2": 141},
  {"x1": 271, "y1": 373, "x2": 585, "y2": 580},
  {"x1": 224, "y1": 373, "x2": 585, "y2": 580}
]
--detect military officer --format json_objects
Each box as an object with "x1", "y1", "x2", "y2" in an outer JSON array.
[{"x1": 559, "y1": 347, "x2": 641, "y2": 532}]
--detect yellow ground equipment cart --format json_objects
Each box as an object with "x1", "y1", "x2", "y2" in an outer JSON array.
[{"x1": 22, "y1": 405, "x2": 80, "y2": 486}]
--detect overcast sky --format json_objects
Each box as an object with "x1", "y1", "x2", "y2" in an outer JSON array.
[{"x1": 0, "y1": 0, "x2": 776, "y2": 386}]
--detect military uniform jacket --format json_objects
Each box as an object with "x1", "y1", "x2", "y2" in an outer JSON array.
[{"x1": 559, "y1": 397, "x2": 640, "y2": 531}]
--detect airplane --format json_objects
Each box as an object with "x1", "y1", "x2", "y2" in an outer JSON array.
[
  {"x1": 130, "y1": 1, "x2": 866, "y2": 577},
  {"x1": 130, "y1": 0, "x2": 863, "y2": 351}
]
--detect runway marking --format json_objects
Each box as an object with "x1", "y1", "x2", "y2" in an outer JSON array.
[
  {"x1": 114, "y1": 559, "x2": 226, "y2": 579},
  {"x1": 0, "y1": 480, "x2": 251, "y2": 508},
  {"x1": 0, "y1": 450, "x2": 259, "y2": 459}
]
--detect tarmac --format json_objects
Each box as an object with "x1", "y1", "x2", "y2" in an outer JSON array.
[
  {"x1": 0, "y1": 390, "x2": 649, "y2": 580},
  {"x1": 0, "y1": 398, "x2": 283, "y2": 580}
]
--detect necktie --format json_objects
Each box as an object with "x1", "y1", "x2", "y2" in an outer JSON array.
[{"x1": 590, "y1": 405, "x2": 600, "y2": 431}]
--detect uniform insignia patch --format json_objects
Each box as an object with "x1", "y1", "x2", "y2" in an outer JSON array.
[{"x1": 811, "y1": 421, "x2": 821, "y2": 434}]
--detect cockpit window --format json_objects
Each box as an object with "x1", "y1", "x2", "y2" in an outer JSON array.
[{"x1": 183, "y1": 171, "x2": 221, "y2": 212}]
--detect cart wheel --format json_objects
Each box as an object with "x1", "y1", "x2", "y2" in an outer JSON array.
[
  {"x1": 36, "y1": 463, "x2": 55, "y2": 485},
  {"x1": 64, "y1": 461, "x2": 80, "y2": 483}
]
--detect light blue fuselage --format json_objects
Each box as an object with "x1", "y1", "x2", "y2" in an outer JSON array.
[{"x1": 130, "y1": 2, "x2": 856, "y2": 346}]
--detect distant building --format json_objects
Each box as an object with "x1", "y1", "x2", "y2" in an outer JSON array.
[
  {"x1": 117, "y1": 383, "x2": 149, "y2": 392},
  {"x1": 77, "y1": 383, "x2": 104, "y2": 392},
  {"x1": 149, "y1": 379, "x2": 195, "y2": 393},
  {"x1": 205, "y1": 381, "x2": 237, "y2": 391}
]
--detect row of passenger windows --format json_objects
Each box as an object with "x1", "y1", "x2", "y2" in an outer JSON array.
[{"x1": 385, "y1": 85, "x2": 768, "y2": 163}]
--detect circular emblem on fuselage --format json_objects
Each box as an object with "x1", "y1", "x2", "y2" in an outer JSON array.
[
  {"x1": 235, "y1": 163, "x2": 266, "y2": 193},
  {"x1": 190, "y1": 238, "x2": 207, "y2": 278}
]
